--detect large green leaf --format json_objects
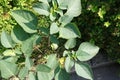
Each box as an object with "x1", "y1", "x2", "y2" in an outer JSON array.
[
  {"x1": 14, "y1": 49, "x2": 22, "y2": 55},
  {"x1": 0, "y1": 60, "x2": 18, "y2": 79},
  {"x1": 76, "y1": 42, "x2": 99, "y2": 61},
  {"x1": 75, "y1": 62, "x2": 93, "y2": 80},
  {"x1": 59, "y1": 15, "x2": 73, "y2": 26},
  {"x1": 32, "y1": 34, "x2": 42, "y2": 46},
  {"x1": 25, "y1": 57, "x2": 33, "y2": 70},
  {"x1": 39, "y1": 0, "x2": 49, "y2": 5},
  {"x1": 65, "y1": 38, "x2": 76, "y2": 49},
  {"x1": 33, "y1": 2, "x2": 50, "y2": 16},
  {"x1": 59, "y1": 23, "x2": 81, "y2": 39},
  {"x1": 37, "y1": 71, "x2": 54, "y2": 80},
  {"x1": 1, "y1": 30, "x2": 15, "y2": 48},
  {"x1": 21, "y1": 34, "x2": 40, "y2": 57},
  {"x1": 57, "y1": 0, "x2": 69, "y2": 9},
  {"x1": 50, "y1": 22, "x2": 59, "y2": 34},
  {"x1": 39, "y1": 27, "x2": 49, "y2": 35},
  {"x1": 39, "y1": 0, "x2": 51, "y2": 3},
  {"x1": 36, "y1": 64, "x2": 51, "y2": 72},
  {"x1": 0, "y1": 55, "x2": 3, "y2": 60},
  {"x1": 47, "y1": 0, "x2": 51, "y2": 2},
  {"x1": 46, "y1": 54, "x2": 59, "y2": 69},
  {"x1": 55, "y1": 69, "x2": 70, "y2": 80},
  {"x1": 21, "y1": 36, "x2": 34, "y2": 57},
  {"x1": 37, "y1": 64, "x2": 54, "y2": 80},
  {"x1": 50, "y1": 35, "x2": 59, "y2": 44},
  {"x1": 66, "y1": 0, "x2": 82, "y2": 17},
  {"x1": 11, "y1": 26, "x2": 30, "y2": 44},
  {"x1": 11, "y1": 10, "x2": 37, "y2": 33},
  {"x1": 3, "y1": 56, "x2": 18, "y2": 63},
  {"x1": 18, "y1": 67, "x2": 29, "y2": 80},
  {"x1": 28, "y1": 72, "x2": 36, "y2": 80},
  {"x1": 65, "y1": 57, "x2": 74, "y2": 73}
]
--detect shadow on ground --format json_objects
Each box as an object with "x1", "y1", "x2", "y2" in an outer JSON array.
[
  {"x1": 71, "y1": 63, "x2": 120, "y2": 80},
  {"x1": 71, "y1": 50, "x2": 120, "y2": 80}
]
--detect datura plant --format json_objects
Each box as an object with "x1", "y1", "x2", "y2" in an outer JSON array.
[{"x1": 0, "y1": 0, "x2": 99, "y2": 80}]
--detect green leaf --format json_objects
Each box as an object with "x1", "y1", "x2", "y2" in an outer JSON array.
[
  {"x1": 3, "y1": 49, "x2": 16, "y2": 56},
  {"x1": 33, "y1": 34, "x2": 42, "y2": 46},
  {"x1": 54, "y1": 8, "x2": 63, "y2": 16},
  {"x1": 39, "y1": 27, "x2": 49, "y2": 35},
  {"x1": 50, "y1": 12, "x2": 57, "y2": 21},
  {"x1": 46, "y1": 54, "x2": 59, "y2": 69},
  {"x1": 55, "y1": 69, "x2": 70, "y2": 80},
  {"x1": 50, "y1": 35, "x2": 59, "y2": 44},
  {"x1": 36, "y1": 64, "x2": 51, "y2": 72},
  {"x1": 47, "y1": 0, "x2": 51, "y2": 2},
  {"x1": 37, "y1": 71, "x2": 54, "y2": 80},
  {"x1": 39, "y1": 0, "x2": 49, "y2": 5},
  {"x1": 0, "y1": 55, "x2": 3, "y2": 60},
  {"x1": 14, "y1": 49, "x2": 22, "y2": 55},
  {"x1": 25, "y1": 57, "x2": 33, "y2": 70},
  {"x1": 33, "y1": 2, "x2": 50, "y2": 16},
  {"x1": 1, "y1": 30, "x2": 15, "y2": 48},
  {"x1": 50, "y1": 36, "x2": 59, "y2": 50},
  {"x1": 11, "y1": 26, "x2": 30, "y2": 44},
  {"x1": 76, "y1": 42, "x2": 99, "y2": 61},
  {"x1": 57, "y1": 0, "x2": 69, "y2": 9},
  {"x1": 66, "y1": 0, "x2": 82, "y2": 17},
  {"x1": 52, "y1": 0, "x2": 57, "y2": 9},
  {"x1": 59, "y1": 23, "x2": 81, "y2": 39},
  {"x1": 65, "y1": 38, "x2": 76, "y2": 49},
  {"x1": 18, "y1": 67, "x2": 29, "y2": 80},
  {"x1": 28, "y1": 72, "x2": 36, "y2": 80},
  {"x1": 21, "y1": 36, "x2": 34, "y2": 57},
  {"x1": 50, "y1": 22, "x2": 59, "y2": 34},
  {"x1": 3, "y1": 56, "x2": 18, "y2": 63},
  {"x1": 11, "y1": 10, "x2": 37, "y2": 33},
  {"x1": 0, "y1": 60, "x2": 18, "y2": 79},
  {"x1": 63, "y1": 50, "x2": 70, "y2": 57},
  {"x1": 37, "y1": 64, "x2": 54, "y2": 80},
  {"x1": 75, "y1": 62, "x2": 93, "y2": 80},
  {"x1": 65, "y1": 57, "x2": 74, "y2": 72},
  {"x1": 59, "y1": 15, "x2": 73, "y2": 26}
]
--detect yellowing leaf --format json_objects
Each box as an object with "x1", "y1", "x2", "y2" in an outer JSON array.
[
  {"x1": 3, "y1": 50, "x2": 16, "y2": 56},
  {"x1": 104, "y1": 21, "x2": 111, "y2": 27}
]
